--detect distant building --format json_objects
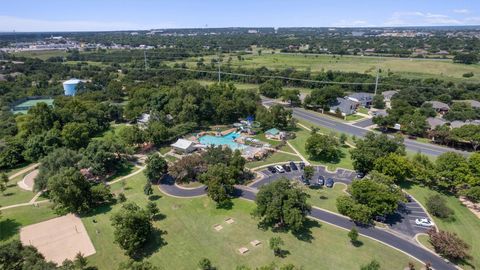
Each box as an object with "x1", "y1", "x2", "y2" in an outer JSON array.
[
  {"x1": 171, "y1": 139, "x2": 196, "y2": 154},
  {"x1": 63, "y1": 79, "x2": 82, "y2": 96},
  {"x1": 381, "y1": 90, "x2": 398, "y2": 102},
  {"x1": 11, "y1": 97, "x2": 54, "y2": 114},
  {"x1": 137, "y1": 113, "x2": 151, "y2": 129},
  {"x1": 426, "y1": 117, "x2": 448, "y2": 129}
]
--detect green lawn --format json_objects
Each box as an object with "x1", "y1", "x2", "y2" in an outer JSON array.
[
  {"x1": 357, "y1": 107, "x2": 370, "y2": 114},
  {"x1": 12, "y1": 50, "x2": 67, "y2": 60},
  {"x1": 83, "y1": 173, "x2": 421, "y2": 269},
  {"x1": 417, "y1": 234, "x2": 434, "y2": 251},
  {"x1": 246, "y1": 152, "x2": 299, "y2": 169},
  {"x1": 158, "y1": 146, "x2": 172, "y2": 155},
  {"x1": 305, "y1": 183, "x2": 347, "y2": 213},
  {"x1": 345, "y1": 114, "x2": 365, "y2": 122},
  {"x1": 296, "y1": 119, "x2": 355, "y2": 145},
  {"x1": 0, "y1": 202, "x2": 58, "y2": 243},
  {"x1": 289, "y1": 128, "x2": 354, "y2": 170},
  {"x1": 2, "y1": 163, "x2": 33, "y2": 177},
  {"x1": 0, "y1": 173, "x2": 37, "y2": 208},
  {"x1": 178, "y1": 53, "x2": 480, "y2": 82},
  {"x1": 403, "y1": 184, "x2": 480, "y2": 270}
]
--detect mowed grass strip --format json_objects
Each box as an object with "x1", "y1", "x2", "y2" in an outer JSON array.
[
  {"x1": 83, "y1": 173, "x2": 421, "y2": 269},
  {"x1": 404, "y1": 184, "x2": 480, "y2": 270}
]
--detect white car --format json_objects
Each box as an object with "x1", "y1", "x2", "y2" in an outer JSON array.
[
  {"x1": 274, "y1": 165, "x2": 285, "y2": 173},
  {"x1": 415, "y1": 218, "x2": 434, "y2": 227}
]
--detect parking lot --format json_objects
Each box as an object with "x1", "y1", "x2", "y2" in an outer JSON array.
[
  {"x1": 250, "y1": 163, "x2": 356, "y2": 189},
  {"x1": 385, "y1": 200, "x2": 432, "y2": 238},
  {"x1": 251, "y1": 162, "x2": 433, "y2": 239}
]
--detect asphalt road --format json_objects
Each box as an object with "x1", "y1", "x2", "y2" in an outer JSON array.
[
  {"x1": 291, "y1": 107, "x2": 466, "y2": 157},
  {"x1": 158, "y1": 177, "x2": 454, "y2": 270}
]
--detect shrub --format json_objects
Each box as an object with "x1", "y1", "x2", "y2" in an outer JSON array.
[
  {"x1": 426, "y1": 195, "x2": 454, "y2": 219},
  {"x1": 465, "y1": 186, "x2": 480, "y2": 203},
  {"x1": 462, "y1": 72, "x2": 474, "y2": 78},
  {"x1": 427, "y1": 229, "x2": 470, "y2": 261}
]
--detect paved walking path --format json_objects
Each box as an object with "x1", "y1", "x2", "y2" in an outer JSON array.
[
  {"x1": 8, "y1": 163, "x2": 39, "y2": 180},
  {"x1": 157, "y1": 176, "x2": 455, "y2": 270},
  {"x1": 286, "y1": 141, "x2": 309, "y2": 165},
  {"x1": 107, "y1": 165, "x2": 145, "y2": 185}
]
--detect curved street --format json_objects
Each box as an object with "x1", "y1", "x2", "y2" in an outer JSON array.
[{"x1": 158, "y1": 174, "x2": 455, "y2": 270}]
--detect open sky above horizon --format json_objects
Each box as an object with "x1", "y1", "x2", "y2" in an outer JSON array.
[{"x1": 1, "y1": 0, "x2": 479, "y2": 32}]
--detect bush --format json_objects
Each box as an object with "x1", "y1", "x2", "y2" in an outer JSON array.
[
  {"x1": 462, "y1": 72, "x2": 474, "y2": 78},
  {"x1": 426, "y1": 195, "x2": 454, "y2": 219},
  {"x1": 427, "y1": 229, "x2": 470, "y2": 261},
  {"x1": 465, "y1": 186, "x2": 480, "y2": 203}
]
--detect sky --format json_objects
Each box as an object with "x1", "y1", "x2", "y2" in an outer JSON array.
[{"x1": 1, "y1": 0, "x2": 479, "y2": 32}]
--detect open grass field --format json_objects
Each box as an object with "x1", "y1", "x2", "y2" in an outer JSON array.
[
  {"x1": 83, "y1": 173, "x2": 421, "y2": 270},
  {"x1": 403, "y1": 184, "x2": 480, "y2": 270},
  {"x1": 0, "y1": 172, "x2": 38, "y2": 207},
  {"x1": 13, "y1": 50, "x2": 67, "y2": 60},
  {"x1": 0, "y1": 202, "x2": 58, "y2": 243},
  {"x1": 246, "y1": 152, "x2": 299, "y2": 169},
  {"x1": 305, "y1": 183, "x2": 347, "y2": 213},
  {"x1": 289, "y1": 127, "x2": 354, "y2": 170},
  {"x1": 179, "y1": 53, "x2": 480, "y2": 83}
]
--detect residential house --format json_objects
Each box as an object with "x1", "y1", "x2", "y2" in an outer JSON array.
[
  {"x1": 330, "y1": 97, "x2": 357, "y2": 116},
  {"x1": 452, "y1": 100, "x2": 480, "y2": 109},
  {"x1": 426, "y1": 117, "x2": 448, "y2": 130},
  {"x1": 171, "y1": 139, "x2": 197, "y2": 154},
  {"x1": 347, "y1": 92, "x2": 374, "y2": 107},
  {"x1": 137, "y1": 113, "x2": 151, "y2": 129},
  {"x1": 424, "y1": 101, "x2": 450, "y2": 114},
  {"x1": 450, "y1": 120, "x2": 480, "y2": 129},
  {"x1": 381, "y1": 90, "x2": 398, "y2": 102}
]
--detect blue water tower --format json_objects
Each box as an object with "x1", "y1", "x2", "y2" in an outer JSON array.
[{"x1": 63, "y1": 79, "x2": 81, "y2": 96}]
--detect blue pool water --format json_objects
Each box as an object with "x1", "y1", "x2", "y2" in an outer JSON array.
[{"x1": 199, "y1": 132, "x2": 246, "y2": 150}]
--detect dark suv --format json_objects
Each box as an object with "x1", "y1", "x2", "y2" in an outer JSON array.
[{"x1": 289, "y1": 161, "x2": 298, "y2": 170}]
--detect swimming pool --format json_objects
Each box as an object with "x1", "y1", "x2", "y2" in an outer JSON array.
[{"x1": 198, "y1": 132, "x2": 246, "y2": 150}]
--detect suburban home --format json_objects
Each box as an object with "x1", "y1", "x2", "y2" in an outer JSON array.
[
  {"x1": 330, "y1": 97, "x2": 357, "y2": 116},
  {"x1": 452, "y1": 100, "x2": 480, "y2": 109},
  {"x1": 171, "y1": 139, "x2": 197, "y2": 154},
  {"x1": 450, "y1": 120, "x2": 480, "y2": 129},
  {"x1": 347, "y1": 92, "x2": 374, "y2": 107},
  {"x1": 424, "y1": 101, "x2": 450, "y2": 114},
  {"x1": 381, "y1": 90, "x2": 398, "y2": 102},
  {"x1": 137, "y1": 113, "x2": 151, "y2": 129},
  {"x1": 265, "y1": 128, "x2": 286, "y2": 140},
  {"x1": 426, "y1": 117, "x2": 448, "y2": 129}
]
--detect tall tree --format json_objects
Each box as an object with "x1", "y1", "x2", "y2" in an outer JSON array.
[
  {"x1": 144, "y1": 153, "x2": 168, "y2": 182},
  {"x1": 200, "y1": 164, "x2": 236, "y2": 207},
  {"x1": 305, "y1": 133, "x2": 340, "y2": 161},
  {"x1": 253, "y1": 178, "x2": 311, "y2": 232}
]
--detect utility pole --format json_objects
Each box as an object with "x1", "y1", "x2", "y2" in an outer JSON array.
[
  {"x1": 217, "y1": 46, "x2": 221, "y2": 83},
  {"x1": 144, "y1": 49, "x2": 148, "y2": 71},
  {"x1": 374, "y1": 68, "x2": 380, "y2": 95}
]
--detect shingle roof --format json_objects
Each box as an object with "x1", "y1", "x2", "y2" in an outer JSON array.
[
  {"x1": 424, "y1": 101, "x2": 450, "y2": 110},
  {"x1": 265, "y1": 128, "x2": 280, "y2": 135},
  {"x1": 381, "y1": 90, "x2": 398, "y2": 99},
  {"x1": 330, "y1": 97, "x2": 356, "y2": 115},
  {"x1": 426, "y1": 117, "x2": 447, "y2": 129},
  {"x1": 171, "y1": 139, "x2": 195, "y2": 150},
  {"x1": 347, "y1": 92, "x2": 374, "y2": 102}
]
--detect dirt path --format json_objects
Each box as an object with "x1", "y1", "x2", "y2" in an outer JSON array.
[
  {"x1": 107, "y1": 165, "x2": 145, "y2": 185},
  {"x1": 8, "y1": 163, "x2": 39, "y2": 180}
]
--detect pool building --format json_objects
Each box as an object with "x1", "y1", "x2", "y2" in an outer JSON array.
[{"x1": 11, "y1": 97, "x2": 54, "y2": 114}]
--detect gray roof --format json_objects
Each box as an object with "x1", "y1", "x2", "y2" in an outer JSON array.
[
  {"x1": 381, "y1": 90, "x2": 398, "y2": 99},
  {"x1": 452, "y1": 100, "x2": 480, "y2": 109},
  {"x1": 347, "y1": 92, "x2": 374, "y2": 102},
  {"x1": 450, "y1": 120, "x2": 480, "y2": 129},
  {"x1": 426, "y1": 117, "x2": 447, "y2": 129},
  {"x1": 424, "y1": 101, "x2": 450, "y2": 110},
  {"x1": 330, "y1": 97, "x2": 357, "y2": 115}
]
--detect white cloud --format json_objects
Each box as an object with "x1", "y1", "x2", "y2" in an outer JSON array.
[
  {"x1": 384, "y1": 11, "x2": 471, "y2": 26},
  {"x1": 453, "y1": 9, "x2": 470, "y2": 14},
  {"x1": 0, "y1": 16, "x2": 176, "y2": 32}
]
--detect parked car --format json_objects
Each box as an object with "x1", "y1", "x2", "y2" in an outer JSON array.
[
  {"x1": 267, "y1": 166, "x2": 276, "y2": 173},
  {"x1": 275, "y1": 165, "x2": 285, "y2": 173},
  {"x1": 356, "y1": 172, "x2": 365, "y2": 179},
  {"x1": 289, "y1": 161, "x2": 298, "y2": 171},
  {"x1": 325, "y1": 178, "x2": 334, "y2": 188},
  {"x1": 317, "y1": 175, "x2": 325, "y2": 186},
  {"x1": 374, "y1": 215, "x2": 386, "y2": 223},
  {"x1": 301, "y1": 175, "x2": 310, "y2": 186},
  {"x1": 282, "y1": 164, "x2": 291, "y2": 172},
  {"x1": 299, "y1": 162, "x2": 305, "y2": 170},
  {"x1": 404, "y1": 194, "x2": 413, "y2": 202},
  {"x1": 415, "y1": 218, "x2": 434, "y2": 227}
]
